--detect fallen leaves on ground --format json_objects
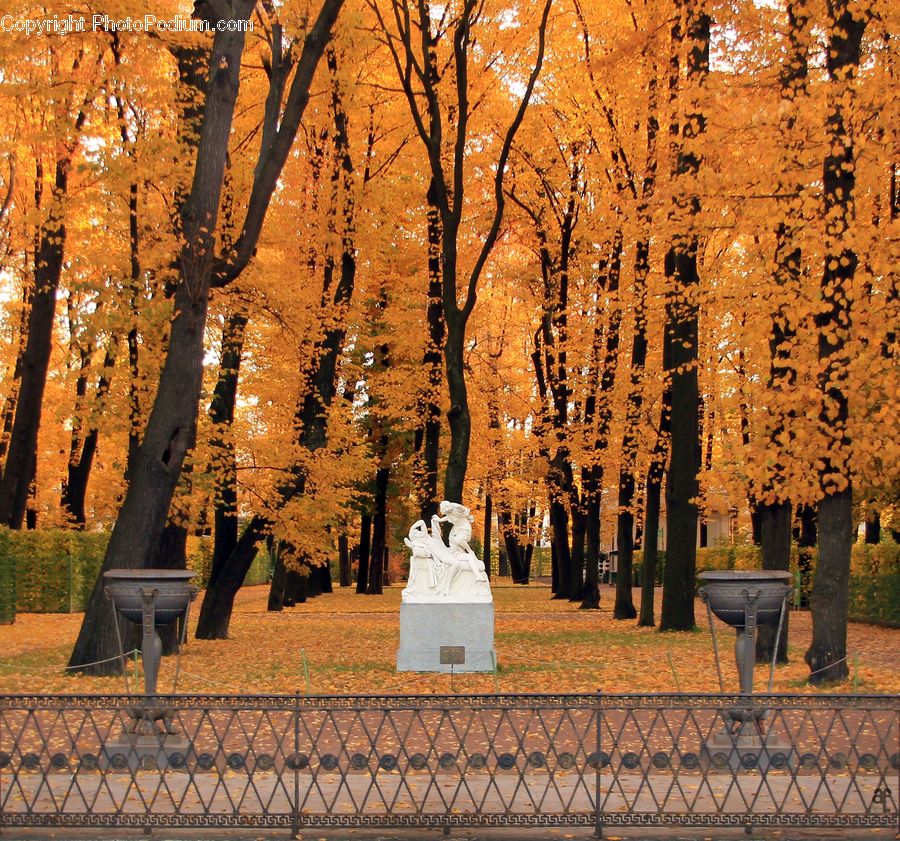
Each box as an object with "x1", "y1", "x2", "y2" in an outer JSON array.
[{"x1": 0, "y1": 583, "x2": 897, "y2": 696}]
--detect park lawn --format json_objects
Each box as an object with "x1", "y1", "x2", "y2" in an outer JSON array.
[{"x1": 0, "y1": 582, "x2": 897, "y2": 696}]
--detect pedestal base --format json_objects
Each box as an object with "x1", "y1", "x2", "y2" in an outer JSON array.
[
  {"x1": 397, "y1": 602, "x2": 495, "y2": 672},
  {"x1": 702, "y1": 728, "x2": 796, "y2": 772},
  {"x1": 101, "y1": 734, "x2": 190, "y2": 772}
]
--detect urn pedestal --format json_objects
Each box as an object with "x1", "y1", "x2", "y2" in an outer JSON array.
[
  {"x1": 698, "y1": 570, "x2": 793, "y2": 771},
  {"x1": 101, "y1": 569, "x2": 196, "y2": 770}
]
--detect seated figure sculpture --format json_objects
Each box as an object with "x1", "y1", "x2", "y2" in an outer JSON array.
[{"x1": 401, "y1": 501, "x2": 491, "y2": 603}]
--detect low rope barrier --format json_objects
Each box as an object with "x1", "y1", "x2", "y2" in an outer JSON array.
[{"x1": 0, "y1": 649, "x2": 140, "y2": 673}]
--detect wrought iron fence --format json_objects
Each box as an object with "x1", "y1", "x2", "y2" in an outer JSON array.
[{"x1": 0, "y1": 692, "x2": 897, "y2": 834}]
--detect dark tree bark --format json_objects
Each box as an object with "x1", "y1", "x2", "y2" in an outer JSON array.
[
  {"x1": 499, "y1": 544, "x2": 510, "y2": 578},
  {"x1": 615, "y1": 93, "x2": 657, "y2": 620},
  {"x1": 367, "y1": 464, "x2": 389, "y2": 595},
  {"x1": 71, "y1": 1, "x2": 346, "y2": 670},
  {"x1": 414, "y1": 178, "x2": 444, "y2": 522},
  {"x1": 356, "y1": 514, "x2": 372, "y2": 594},
  {"x1": 338, "y1": 532, "x2": 351, "y2": 586},
  {"x1": 756, "y1": 501, "x2": 792, "y2": 663},
  {"x1": 195, "y1": 516, "x2": 268, "y2": 640},
  {"x1": 864, "y1": 512, "x2": 880, "y2": 545},
  {"x1": 61, "y1": 341, "x2": 114, "y2": 527},
  {"x1": 660, "y1": 1, "x2": 709, "y2": 632},
  {"x1": 0, "y1": 152, "x2": 79, "y2": 527},
  {"x1": 208, "y1": 312, "x2": 247, "y2": 581},
  {"x1": 497, "y1": 506, "x2": 528, "y2": 584},
  {"x1": 806, "y1": 0, "x2": 867, "y2": 685},
  {"x1": 151, "y1": 521, "x2": 189, "y2": 656},
  {"x1": 482, "y1": 493, "x2": 493, "y2": 579},
  {"x1": 638, "y1": 390, "x2": 671, "y2": 628},
  {"x1": 0, "y1": 244, "x2": 35, "y2": 468},
  {"x1": 195, "y1": 310, "x2": 247, "y2": 638}
]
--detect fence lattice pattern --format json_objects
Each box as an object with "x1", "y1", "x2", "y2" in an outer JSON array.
[{"x1": 1, "y1": 693, "x2": 897, "y2": 832}]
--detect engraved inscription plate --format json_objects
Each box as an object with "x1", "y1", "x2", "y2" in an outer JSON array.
[{"x1": 440, "y1": 646, "x2": 466, "y2": 665}]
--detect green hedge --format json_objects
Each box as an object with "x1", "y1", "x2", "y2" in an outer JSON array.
[
  {"x1": 0, "y1": 533, "x2": 15, "y2": 623},
  {"x1": 0, "y1": 527, "x2": 108, "y2": 613},
  {"x1": 0, "y1": 528, "x2": 273, "y2": 614}
]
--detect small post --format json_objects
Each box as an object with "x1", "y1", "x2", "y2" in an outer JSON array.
[
  {"x1": 666, "y1": 651, "x2": 682, "y2": 693},
  {"x1": 291, "y1": 690, "x2": 301, "y2": 839},
  {"x1": 700, "y1": 588, "x2": 725, "y2": 692},
  {"x1": 300, "y1": 648, "x2": 311, "y2": 696},
  {"x1": 594, "y1": 688, "x2": 603, "y2": 838}
]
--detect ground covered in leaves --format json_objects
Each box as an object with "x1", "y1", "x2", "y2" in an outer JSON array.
[{"x1": 0, "y1": 583, "x2": 897, "y2": 696}]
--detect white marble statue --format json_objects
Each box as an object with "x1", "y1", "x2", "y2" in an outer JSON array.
[{"x1": 401, "y1": 501, "x2": 492, "y2": 603}]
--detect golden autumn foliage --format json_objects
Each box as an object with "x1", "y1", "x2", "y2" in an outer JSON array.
[{"x1": 0, "y1": 0, "x2": 895, "y2": 683}]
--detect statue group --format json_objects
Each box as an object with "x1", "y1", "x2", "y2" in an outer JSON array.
[{"x1": 401, "y1": 501, "x2": 491, "y2": 603}]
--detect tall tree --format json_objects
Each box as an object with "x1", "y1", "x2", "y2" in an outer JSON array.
[
  {"x1": 70, "y1": 0, "x2": 345, "y2": 670},
  {"x1": 756, "y1": 0, "x2": 811, "y2": 664},
  {"x1": 0, "y1": 46, "x2": 103, "y2": 528},
  {"x1": 372, "y1": 0, "x2": 553, "y2": 502},
  {"x1": 659, "y1": 0, "x2": 709, "y2": 632},
  {"x1": 805, "y1": 0, "x2": 868, "y2": 685}
]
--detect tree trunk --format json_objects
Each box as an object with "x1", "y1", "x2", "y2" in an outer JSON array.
[
  {"x1": 68, "y1": 15, "x2": 253, "y2": 672},
  {"x1": 756, "y1": 500, "x2": 792, "y2": 663},
  {"x1": 499, "y1": 544, "x2": 510, "y2": 578},
  {"x1": 207, "y1": 312, "x2": 247, "y2": 584},
  {"x1": 195, "y1": 515, "x2": 267, "y2": 639},
  {"x1": 568, "y1": 503, "x2": 586, "y2": 601},
  {"x1": 415, "y1": 177, "x2": 444, "y2": 522},
  {"x1": 268, "y1": 549, "x2": 288, "y2": 612},
  {"x1": 338, "y1": 532, "x2": 351, "y2": 586},
  {"x1": 639, "y1": 383, "x2": 671, "y2": 627},
  {"x1": 548, "y1": 496, "x2": 571, "y2": 599},
  {"x1": 0, "y1": 155, "x2": 72, "y2": 528},
  {"x1": 356, "y1": 514, "x2": 371, "y2": 594},
  {"x1": 581, "y1": 490, "x2": 601, "y2": 609},
  {"x1": 194, "y1": 311, "x2": 247, "y2": 634},
  {"x1": 806, "y1": 0, "x2": 865, "y2": 685},
  {"x1": 367, "y1": 466, "x2": 388, "y2": 594},
  {"x1": 482, "y1": 493, "x2": 492, "y2": 579},
  {"x1": 659, "y1": 2, "x2": 709, "y2": 633},
  {"x1": 806, "y1": 490, "x2": 852, "y2": 683},
  {"x1": 864, "y1": 512, "x2": 880, "y2": 545},
  {"x1": 319, "y1": 559, "x2": 333, "y2": 593},
  {"x1": 549, "y1": 542, "x2": 558, "y2": 592},
  {"x1": 639, "y1": 465, "x2": 663, "y2": 627},
  {"x1": 151, "y1": 521, "x2": 189, "y2": 656},
  {"x1": 442, "y1": 314, "x2": 470, "y2": 504}
]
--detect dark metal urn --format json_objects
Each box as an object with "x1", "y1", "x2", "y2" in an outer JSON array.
[
  {"x1": 699, "y1": 570, "x2": 791, "y2": 697},
  {"x1": 698, "y1": 570, "x2": 793, "y2": 771},
  {"x1": 104, "y1": 569, "x2": 197, "y2": 696}
]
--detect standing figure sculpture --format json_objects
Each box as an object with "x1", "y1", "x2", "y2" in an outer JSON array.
[{"x1": 401, "y1": 501, "x2": 491, "y2": 603}]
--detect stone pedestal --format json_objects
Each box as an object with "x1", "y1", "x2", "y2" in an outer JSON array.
[{"x1": 397, "y1": 602, "x2": 495, "y2": 672}]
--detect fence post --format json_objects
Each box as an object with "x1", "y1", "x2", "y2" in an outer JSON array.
[
  {"x1": 595, "y1": 689, "x2": 602, "y2": 838},
  {"x1": 291, "y1": 692, "x2": 300, "y2": 840}
]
